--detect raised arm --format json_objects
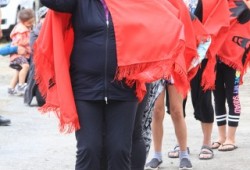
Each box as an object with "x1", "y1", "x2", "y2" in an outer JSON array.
[{"x1": 40, "y1": 0, "x2": 76, "y2": 13}]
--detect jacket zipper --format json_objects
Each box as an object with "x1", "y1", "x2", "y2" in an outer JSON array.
[
  {"x1": 101, "y1": 0, "x2": 109, "y2": 104},
  {"x1": 104, "y1": 19, "x2": 109, "y2": 104}
]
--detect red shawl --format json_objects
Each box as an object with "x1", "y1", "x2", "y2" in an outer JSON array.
[
  {"x1": 168, "y1": 0, "x2": 198, "y2": 81},
  {"x1": 217, "y1": 0, "x2": 250, "y2": 84},
  {"x1": 193, "y1": 0, "x2": 231, "y2": 90},
  {"x1": 34, "y1": 0, "x2": 187, "y2": 132}
]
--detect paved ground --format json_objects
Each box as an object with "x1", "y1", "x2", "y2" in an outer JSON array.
[{"x1": 0, "y1": 55, "x2": 250, "y2": 170}]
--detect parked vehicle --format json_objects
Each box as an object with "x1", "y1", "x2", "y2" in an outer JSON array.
[{"x1": 0, "y1": 0, "x2": 39, "y2": 39}]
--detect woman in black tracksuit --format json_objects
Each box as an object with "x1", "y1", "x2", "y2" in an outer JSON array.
[
  {"x1": 41, "y1": 0, "x2": 146, "y2": 170},
  {"x1": 41, "y1": 0, "x2": 138, "y2": 169}
]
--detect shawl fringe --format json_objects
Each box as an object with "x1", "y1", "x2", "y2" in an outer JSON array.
[
  {"x1": 38, "y1": 103, "x2": 80, "y2": 133},
  {"x1": 115, "y1": 40, "x2": 188, "y2": 101},
  {"x1": 218, "y1": 56, "x2": 243, "y2": 71},
  {"x1": 172, "y1": 63, "x2": 190, "y2": 98},
  {"x1": 115, "y1": 59, "x2": 174, "y2": 101},
  {"x1": 201, "y1": 53, "x2": 216, "y2": 90}
]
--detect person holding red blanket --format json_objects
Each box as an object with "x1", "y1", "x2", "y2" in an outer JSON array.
[
  {"x1": 211, "y1": 0, "x2": 250, "y2": 152},
  {"x1": 37, "y1": 0, "x2": 189, "y2": 169}
]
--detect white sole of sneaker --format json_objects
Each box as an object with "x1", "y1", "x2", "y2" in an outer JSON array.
[
  {"x1": 144, "y1": 167, "x2": 159, "y2": 170},
  {"x1": 179, "y1": 167, "x2": 193, "y2": 170}
]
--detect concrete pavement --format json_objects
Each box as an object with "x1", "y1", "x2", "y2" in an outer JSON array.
[{"x1": 0, "y1": 56, "x2": 250, "y2": 170}]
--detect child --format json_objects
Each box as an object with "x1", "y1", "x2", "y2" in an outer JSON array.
[{"x1": 8, "y1": 8, "x2": 35, "y2": 95}]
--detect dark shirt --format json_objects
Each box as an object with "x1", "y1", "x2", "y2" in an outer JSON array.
[{"x1": 40, "y1": 0, "x2": 137, "y2": 101}]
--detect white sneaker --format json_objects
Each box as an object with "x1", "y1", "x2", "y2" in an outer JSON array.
[
  {"x1": 16, "y1": 83, "x2": 27, "y2": 96},
  {"x1": 8, "y1": 88, "x2": 17, "y2": 95}
]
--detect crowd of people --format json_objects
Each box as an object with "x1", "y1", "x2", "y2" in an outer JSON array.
[{"x1": 1, "y1": 0, "x2": 250, "y2": 170}]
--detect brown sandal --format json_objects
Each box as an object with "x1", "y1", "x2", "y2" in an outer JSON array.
[
  {"x1": 218, "y1": 144, "x2": 238, "y2": 151},
  {"x1": 211, "y1": 142, "x2": 222, "y2": 149}
]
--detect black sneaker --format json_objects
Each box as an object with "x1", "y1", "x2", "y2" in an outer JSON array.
[
  {"x1": 145, "y1": 158, "x2": 162, "y2": 169},
  {"x1": 179, "y1": 158, "x2": 192, "y2": 170},
  {"x1": 0, "y1": 115, "x2": 11, "y2": 126}
]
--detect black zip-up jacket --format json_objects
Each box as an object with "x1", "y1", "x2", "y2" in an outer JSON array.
[{"x1": 41, "y1": 0, "x2": 137, "y2": 102}]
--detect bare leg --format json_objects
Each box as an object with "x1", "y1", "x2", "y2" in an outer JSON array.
[
  {"x1": 199, "y1": 122, "x2": 214, "y2": 159},
  {"x1": 18, "y1": 63, "x2": 29, "y2": 84},
  {"x1": 216, "y1": 125, "x2": 226, "y2": 144},
  {"x1": 167, "y1": 85, "x2": 187, "y2": 152},
  {"x1": 218, "y1": 126, "x2": 237, "y2": 151},
  {"x1": 226, "y1": 126, "x2": 237, "y2": 144},
  {"x1": 9, "y1": 71, "x2": 19, "y2": 89},
  {"x1": 201, "y1": 122, "x2": 213, "y2": 146},
  {"x1": 152, "y1": 90, "x2": 165, "y2": 153}
]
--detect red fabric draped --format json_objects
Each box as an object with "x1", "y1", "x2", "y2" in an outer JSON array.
[
  {"x1": 34, "y1": 11, "x2": 78, "y2": 133},
  {"x1": 34, "y1": 1, "x2": 187, "y2": 132},
  {"x1": 200, "y1": 0, "x2": 231, "y2": 90},
  {"x1": 217, "y1": 0, "x2": 250, "y2": 84},
  {"x1": 106, "y1": 0, "x2": 188, "y2": 98},
  {"x1": 188, "y1": 16, "x2": 210, "y2": 80},
  {"x1": 168, "y1": 0, "x2": 198, "y2": 82}
]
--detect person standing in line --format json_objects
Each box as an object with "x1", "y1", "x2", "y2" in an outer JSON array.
[
  {"x1": 145, "y1": 80, "x2": 192, "y2": 170},
  {"x1": 36, "y1": 0, "x2": 188, "y2": 169},
  {"x1": 168, "y1": 0, "x2": 231, "y2": 160},
  {"x1": 212, "y1": 0, "x2": 250, "y2": 151}
]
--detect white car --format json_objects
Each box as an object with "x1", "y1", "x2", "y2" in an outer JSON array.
[{"x1": 0, "y1": 0, "x2": 39, "y2": 39}]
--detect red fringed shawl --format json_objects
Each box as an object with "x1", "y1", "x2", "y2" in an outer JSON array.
[
  {"x1": 200, "y1": 0, "x2": 231, "y2": 90},
  {"x1": 34, "y1": 0, "x2": 187, "y2": 132},
  {"x1": 217, "y1": 0, "x2": 250, "y2": 84},
  {"x1": 168, "y1": 0, "x2": 198, "y2": 81}
]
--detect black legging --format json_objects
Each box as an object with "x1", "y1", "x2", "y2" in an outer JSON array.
[
  {"x1": 99, "y1": 85, "x2": 151, "y2": 170},
  {"x1": 75, "y1": 100, "x2": 138, "y2": 170},
  {"x1": 131, "y1": 84, "x2": 151, "y2": 170},
  {"x1": 213, "y1": 61, "x2": 241, "y2": 127}
]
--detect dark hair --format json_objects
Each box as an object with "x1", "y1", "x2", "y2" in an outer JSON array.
[{"x1": 18, "y1": 8, "x2": 35, "y2": 22}]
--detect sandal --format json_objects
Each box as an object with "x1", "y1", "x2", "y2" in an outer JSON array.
[
  {"x1": 218, "y1": 144, "x2": 238, "y2": 151},
  {"x1": 211, "y1": 141, "x2": 222, "y2": 149},
  {"x1": 199, "y1": 145, "x2": 214, "y2": 160},
  {"x1": 168, "y1": 145, "x2": 190, "y2": 158}
]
